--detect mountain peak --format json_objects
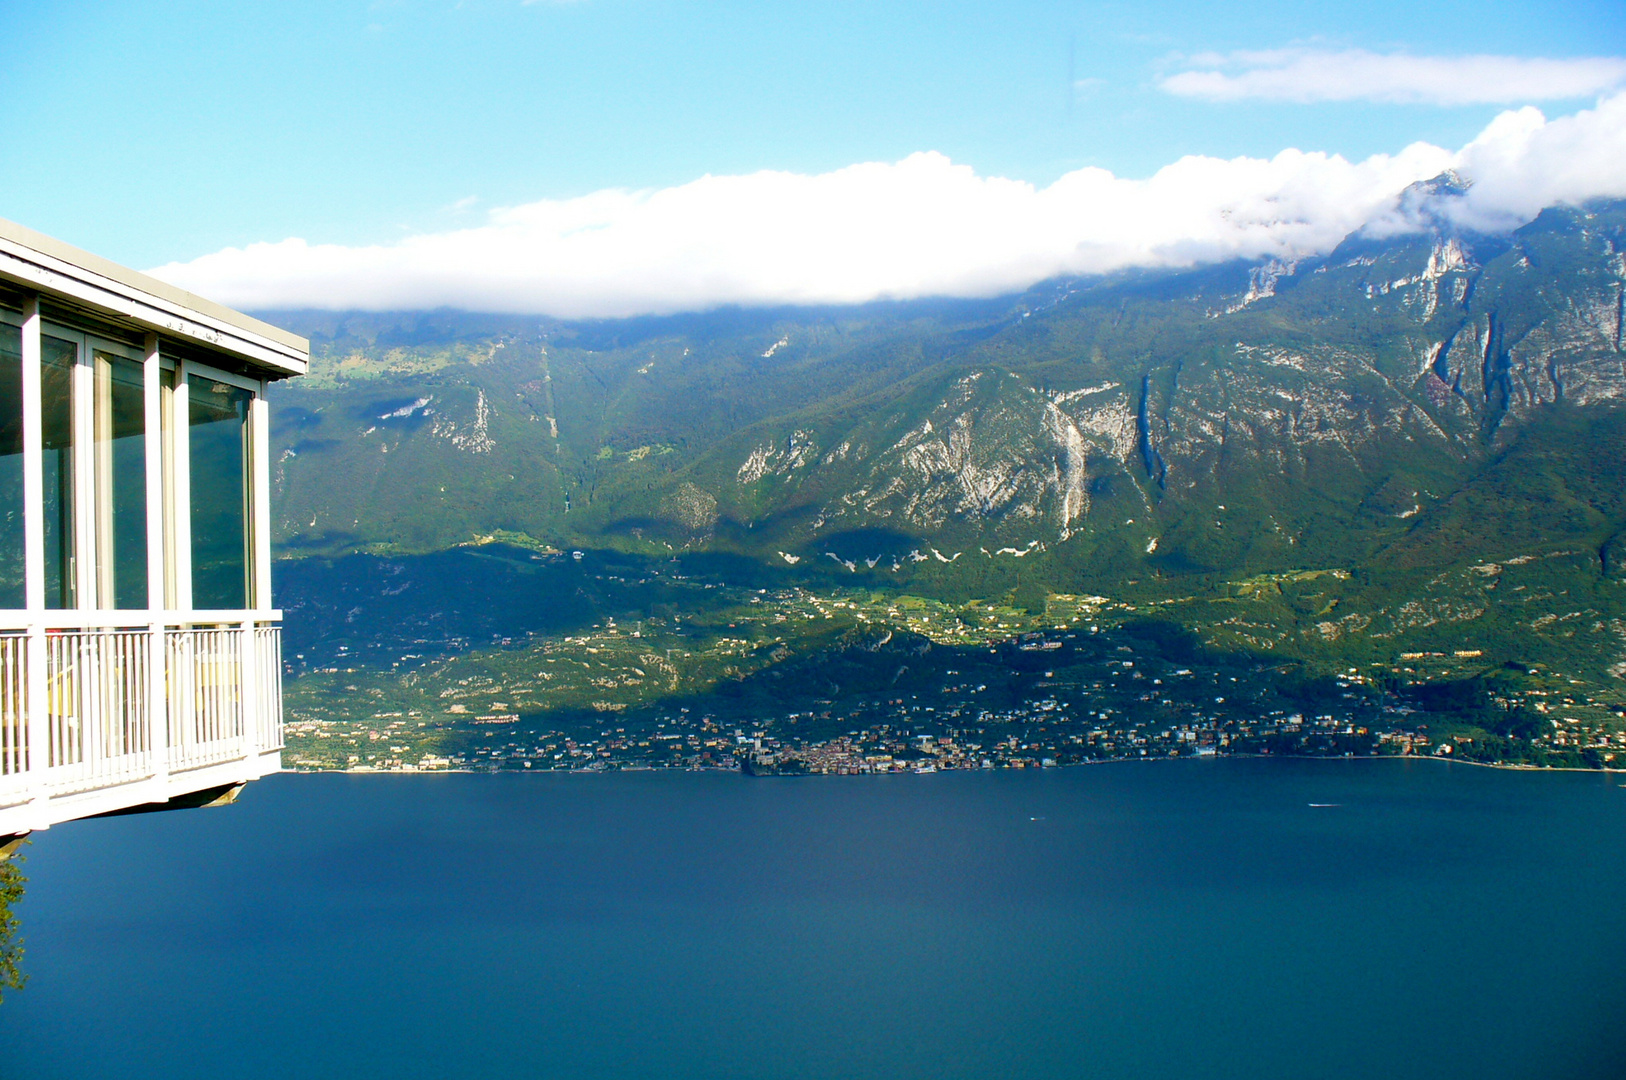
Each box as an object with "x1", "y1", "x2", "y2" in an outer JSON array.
[
  {"x1": 1406, "y1": 168, "x2": 1473, "y2": 202},
  {"x1": 1359, "y1": 169, "x2": 1476, "y2": 241}
]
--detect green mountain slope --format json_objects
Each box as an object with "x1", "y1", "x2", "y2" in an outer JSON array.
[
  {"x1": 263, "y1": 191, "x2": 1626, "y2": 767},
  {"x1": 267, "y1": 197, "x2": 1626, "y2": 578}
]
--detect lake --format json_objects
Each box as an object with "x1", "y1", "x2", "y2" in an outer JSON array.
[{"x1": 3, "y1": 759, "x2": 1625, "y2": 1079}]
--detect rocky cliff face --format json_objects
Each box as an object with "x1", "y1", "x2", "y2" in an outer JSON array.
[{"x1": 265, "y1": 194, "x2": 1626, "y2": 596}]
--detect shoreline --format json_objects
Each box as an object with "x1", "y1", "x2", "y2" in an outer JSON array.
[{"x1": 285, "y1": 752, "x2": 1626, "y2": 778}]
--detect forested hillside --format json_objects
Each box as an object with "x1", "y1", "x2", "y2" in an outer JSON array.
[{"x1": 263, "y1": 188, "x2": 1626, "y2": 768}]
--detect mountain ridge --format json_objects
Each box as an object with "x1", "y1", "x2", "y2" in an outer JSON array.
[
  {"x1": 262, "y1": 193, "x2": 1626, "y2": 774},
  {"x1": 262, "y1": 194, "x2": 1626, "y2": 563},
  {"x1": 264, "y1": 194, "x2": 1626, "y2": 712}
]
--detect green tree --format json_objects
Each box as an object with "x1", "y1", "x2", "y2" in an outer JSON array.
[{"x1": 0, "y1": 846, "x2": 26, "y2": 1003}]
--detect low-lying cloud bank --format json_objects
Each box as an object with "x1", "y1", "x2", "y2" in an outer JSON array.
[{"x1": 151, "y1": 94, "x2": 1626, "y2": 320}]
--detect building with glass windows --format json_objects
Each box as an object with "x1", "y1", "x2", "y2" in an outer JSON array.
[{"x1": 0, "y1": 217, "x2": 308, "y2": 842}]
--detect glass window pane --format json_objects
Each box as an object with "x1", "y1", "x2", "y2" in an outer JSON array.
[
  {"x1": 95, "y1": 352, "x2": 146, "y2": 609},
  {"x1": 42, "y1": 336, "x2": 76, "y2": 609},
  {"x1": 189, "y1": 375, "x2": 251, "y2": 610},
  {"x1": 0, "y1": 323, "x2": 21, "y2": 608}
]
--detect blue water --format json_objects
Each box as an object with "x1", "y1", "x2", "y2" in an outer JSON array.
[{"x1": 4, "y1": 760, "x2": 1626, "y2": 1080}]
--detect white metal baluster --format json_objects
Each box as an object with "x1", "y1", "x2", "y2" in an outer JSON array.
[
  {"x1": 207, "y1": 630, "x2": 219, "y2": 757},
  {"x1": 227, "y1": 630, "x2": 234, "y2": 752},
  {"x1": 75, "y1": 634, "x2": 89, "y2": 786},
  {"x1": 167, "y1": 631, "x2": 182, "y2": 770},
  {"x1": 240, "y1": 620, "x2": 256, "y2": 761},
  {"x1": 101, "y1": 633, "x2": 112, "y2": 783},
  {"x1": 235, "y1": 627, "x2": 246, "y2": 746},
  {"x1": 3, "y1": 639, "x2": 14, "y2": 776},
  {"x1": 135, "y1": 631, "x2": 149, "y2": 773},
  {"x1": 83, "y1": 634, "x2": 94, "y2": 786},
  {"x1": 112, "y1": 633, "x2": 125, "y2": 776},
  {"x1": 193, "y1": 629, "x2": 204, "y2": 766},
  {"x1": 14, "y1": 638, "x2": 22, "y2": 774},
  {"x1": 150, "y1": 621, "x2": 167, "y2": 783},
  {"x1": 2, "y1": 640, "x2": 10, "y2": 777},
  {"x1": 182, "y1": 630, "x2": 191, "y2": 763},
  {"x1": 10, "y1": 638, "x2": 19, "y2": 778},
  {"x1": 185, "y1": 629, "x2": 198, "y2": 768},
  {"x1": 88, "y1": 633, "x2": 101, "y2": 786},
  {"x1": 204, "y1": 630, "x2": 215, "y2": 755},
  {"x1": 198, "y1": 630, "x2": 208, "y2": 759},
  {"x1": 178, "y1": 629, "x2": 190, "y2": 770},
  {"x1": 116, "y1": 633, "x2": 127, "y2": 768},
  {"x1": 79, "y1": 634, "x2": 91, "y2": 786},
  {"x1": 265, "y1": 628, "x2": 282, "y2": 750},
  {"x1": 51, "y1": 635, "x2": 63, "y2": 776},
  {"x1": 46, "y1": 635, "x2": 58, "y2": 773},
  {"x1": 68, "y1": 634, "x2": 78, "y2": 774},
  {"x1": 1, "y1": 638, "x2": 16, "y2": 781}
]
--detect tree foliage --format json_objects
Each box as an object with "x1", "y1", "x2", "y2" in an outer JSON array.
[{"x1": 0, "y1": 845, "x2": 26, "y2": 1002}]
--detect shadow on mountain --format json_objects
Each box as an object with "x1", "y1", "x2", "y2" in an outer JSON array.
[
  {"x1": 274, "y1": 544, "x2": 845, "y2": 671},
  {"x1": 815, "y1": 527, "x2": 929, "y2": 561},
  {"x1": 1377, "y1": 404, "x2": 1626, "y2": 572},
  {"x1": 456, "y1": 608, "x2": 1594, "y2": 768},
  {"x1": 277, "y1": 528, "x2": 366, "y2": 555},
  {"x1": 276, "y1": 538, "x2": 1024, "y2": 674},
  {"x1": 276, "y1": 540, "x2": 1606, "y2": 769},
  {"x1": 472, "y1": 616, "x2": 1379, "y2": 756},
  {"x1": 277, "y1": 545, "x2": 653, "y2": 670}
]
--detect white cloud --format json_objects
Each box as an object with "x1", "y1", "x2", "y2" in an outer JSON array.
[
  {"x1": 149, "y1": 95, "x2": 1626, "y2": 320},
  {"x1": 1161, "y1": 49, "x2": 1626, "y2": 106},
  {"x1": 1366, "y1": 94, "x2": 1626, "y2": 235}
]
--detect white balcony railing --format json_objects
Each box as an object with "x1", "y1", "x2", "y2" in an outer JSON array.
[{"x1": 0, "y1": 615, "x2": 283, "y2": 830}]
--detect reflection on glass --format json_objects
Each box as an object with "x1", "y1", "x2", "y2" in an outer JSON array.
[
  {"x1": 42, "y1": 337, "x2": 76, "y2": 609},
  {"x1": 189, "y1": 376, "x2": 252, "y2": 610},
  {"x1": 94, "y1": 353, "x2": 146, "y2": 609},
  {"x1": 0, "y1": 324, "x2": 21, "y2": 608}
]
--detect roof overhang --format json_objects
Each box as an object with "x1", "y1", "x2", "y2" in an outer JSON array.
[{"x1": 0, "y1": 217, "x2": 308, "y2": 378}]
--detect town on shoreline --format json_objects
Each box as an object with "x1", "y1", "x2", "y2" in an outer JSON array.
[
  {"x1": 287, "y1": 643, "x2": 1625, "y2": 777},
  {"x1": 281, "y1": 575, "x2": 1626, "y2": 778}
]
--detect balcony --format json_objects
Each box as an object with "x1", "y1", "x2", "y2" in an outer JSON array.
[
  {"x1": 0, "y1": 215, "x2": 308, "y2": 839},
  {"x1": 0, "y1": 613, "x2": 284, "y2": 834}
]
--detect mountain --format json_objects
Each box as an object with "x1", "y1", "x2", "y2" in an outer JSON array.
[{"x1": 260, "y1": 189, "x2": 1626, "y2": 768}]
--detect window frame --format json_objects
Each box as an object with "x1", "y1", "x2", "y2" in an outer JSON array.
[
  {"x1": 0, "y1": 304, "x2": 272, "y2": 617},
  {"x1": 170, "y1": 355, "x2": 269, "y2": 614}
]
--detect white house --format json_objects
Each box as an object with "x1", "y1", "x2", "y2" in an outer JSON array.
[{"x1": 0, "y1": 217, "x2": 308, "y2": 843}]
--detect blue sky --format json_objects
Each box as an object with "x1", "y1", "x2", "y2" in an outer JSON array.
[{"x1": 4, "y1": 1, "x2": 1624, "y2": 314}]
